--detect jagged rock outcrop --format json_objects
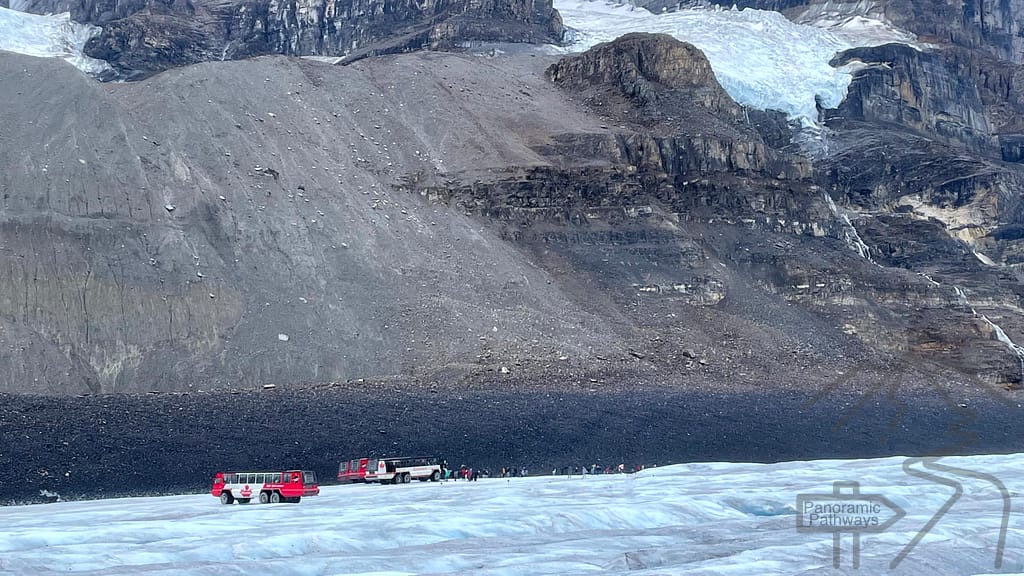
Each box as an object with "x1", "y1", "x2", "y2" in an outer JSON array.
[
  {"x1": 546, "y1": 32, "x2": 737, "y2": 117},
  {"x1": 830, "y1": 43, "x2": 996, "y2": 155},
  {"x1": 13, "y1": 0, "x2": 563, "y2": 78},
  {"x1": 543, "y1": 33, "x2": 807, "y2": 180}
]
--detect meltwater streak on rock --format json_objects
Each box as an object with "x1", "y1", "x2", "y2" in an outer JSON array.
[
  {"x1": 822, "y1": 191, "x2": 874, "y2": 263},
  {"x1": 950, "y1": 285, "x2": 1024, "y2": 384}
]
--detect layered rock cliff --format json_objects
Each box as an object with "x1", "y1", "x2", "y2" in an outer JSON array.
[
  {"x1": 11, "y1": 0, "x2": 563, "y2": 78},
  {"x1": 545, "y1": 34, "x2": 1024, "y2": 387}
]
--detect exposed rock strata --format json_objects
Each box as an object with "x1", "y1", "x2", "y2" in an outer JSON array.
[{"x1": 13, "y1": 0, "x2": 563, "y2": 78}]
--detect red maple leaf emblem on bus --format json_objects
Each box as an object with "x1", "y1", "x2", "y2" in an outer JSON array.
[{"x1": 240, "y1": 485, "x2": 252, "y2": 498}]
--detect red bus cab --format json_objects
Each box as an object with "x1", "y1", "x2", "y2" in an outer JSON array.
[
  {"x1": 211, "y1": 470, "x2": 319, "y2": 504},
  {"x1": 338, "y1": 458, "x2": 371, "y2": 483}
]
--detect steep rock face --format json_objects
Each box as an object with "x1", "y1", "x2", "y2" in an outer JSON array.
[
  {"x1": 820, "y1": 44, "x2": 1024, "y2": 266},
  {"x1": 544, "y1": 33, "x2": 806, "y2": 179},
  {"x1": 10, "y1": 0, "x2": 171, "y2": 23},
  {"x1": 831, "y1": 44, "x2": 996, "y2": 155},
  {"x1": 533, "y1": 33, "x2": 1024, "y2": 387},
  {"x1": 14, "y1": 0, "x2": 562, "y2": 78},
  {"x1": 829, "y1": 43, "x2": 1024, "y2": 163},
  {"x1": 877, "y1": 0, "x2": 1024, "y2": 64},
  {"x1": 546, "y1": 32, "x2": 737, "y2": 117}
]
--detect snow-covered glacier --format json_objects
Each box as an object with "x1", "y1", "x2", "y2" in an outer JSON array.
[
  {"x1": 0, "y1": 5, "x2": 111, "y2": 76},
  {"x1": 0, "y1": 454, "x2": 1020, "y2": 574},
  {"x1": 553, "y1": 0, "x2": 920, "y2": 128}
]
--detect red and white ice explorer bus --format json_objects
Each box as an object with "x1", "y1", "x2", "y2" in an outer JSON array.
[
  {"x1": 339, "y1": 456, "x2": 442, "y2": 484},
  {"x1": 211, "y1": 470, "x2": 319, "y2": 504}
]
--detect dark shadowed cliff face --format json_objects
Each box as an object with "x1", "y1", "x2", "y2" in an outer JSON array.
[
  {"x1": 13, "y1": 0, "x2": 562, "y2": 78},
  {"x1": 830, "y1": 44, "x2": 996, "y2": 155}
]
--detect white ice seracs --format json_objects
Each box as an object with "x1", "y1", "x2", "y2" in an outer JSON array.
[
  {"x1": 0, "y1": 5, "x2": 112, "y2": 76},
  {"x1": 553, "y1": 0, "x2": 919, "y2": 129}
]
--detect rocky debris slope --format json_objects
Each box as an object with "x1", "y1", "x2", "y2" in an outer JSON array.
[
  {"x1": 0, "y1": 50, "x2": 621, "y2": 394},
  {"x1": 3, "y1": 369, "x2": 1020, "y2": 502},
  {"x1": 9, "y1": 0, "x2": 562, "y2": 78},
  {"x1": 5, "y1": 28, "x2": 1024, "y2": 396}
]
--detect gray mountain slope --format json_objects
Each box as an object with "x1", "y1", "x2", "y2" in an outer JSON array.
[
  {"x1": 0, "y1": 51, "x2": 625, "y2": 394},
  {"x1": 4, "y1": 32, "x2": 1024, "y2": 399}
]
